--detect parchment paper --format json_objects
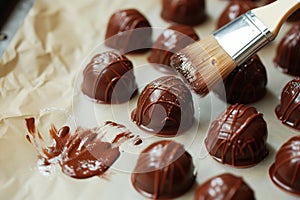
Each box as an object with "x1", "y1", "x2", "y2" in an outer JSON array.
[{"x1": 0, "y1": 0, "x2": 299, "y2": 199}]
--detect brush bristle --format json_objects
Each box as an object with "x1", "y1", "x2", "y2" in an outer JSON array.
[{"x1": 170, "y1": 35, "x2": 237, "y2": 96}]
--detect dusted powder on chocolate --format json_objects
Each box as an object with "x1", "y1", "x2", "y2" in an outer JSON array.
[{"x1": 195, "y1": 173, "x2": 255, "y2": 200}]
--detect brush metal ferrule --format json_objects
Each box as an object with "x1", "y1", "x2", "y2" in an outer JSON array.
[{"x1": 213, "y1": 11, "x2": 274, "y2": 65}]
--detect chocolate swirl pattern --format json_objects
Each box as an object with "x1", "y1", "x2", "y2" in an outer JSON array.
[
  {"x1": 131, "y1": 140, "x2": 196, "y2": 199},
  {"x1": 81, "y1": 51, "x2": 137, "y2": 104},
  {"x1": 275, "y1": 78, "x2": 300, "y2": 130},
  {"x1": 131, "y1": 76, "x2": 194, "y2": 136},
  {"x1": 148, "y1": 24, "x2": 199, "y2": 71},
  {"x1": 205, "y1": 104, "x2": 268, "y2": 167},
  {"x1": 25, "y1": 118, "x2": 138, "y2": 179},
  {"x1": 161, "y1": 0, "x2": 207, "y2": 26},
  {"x1": 105, "y1": 9, "x2": 152, "y2": 53},
  {"x1": 213, "y1": 55, "x2": 267, "y2": 104},
  {"x1": 274, "y1": 23, "x2": 300, "y2": 76},
  {"x1": 269, "y1": 135, "x2": 300, "y2": 195},
  {"x1": 195, "y1": 173, "x2": 255, "y2": 200}
]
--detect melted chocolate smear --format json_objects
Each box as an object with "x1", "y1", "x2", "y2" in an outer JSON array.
[{"x1": 25, "y1": 118, "x2": 137, "y2": 179}]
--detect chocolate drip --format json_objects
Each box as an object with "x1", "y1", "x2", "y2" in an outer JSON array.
[
  {"x1": 214, "y1": 55, "x2": 267, "y2": 104},
  {"x1": 105, "y1": 9, "x2": 152, "y2": 53},
  {"x1": 195, "y1": 173, "x2": 255, "y2": 200},
  {"x1": 269, "y1": 135, "x2": 300, "y2": 195},
  {"x1": 81, "y1": 51, "x2": 137, "y2": 104},
  {"x1": 274, "y1": 23, "x2": 300, "y2": 76},
  {"x1": 131, "y1": 140, "x2": 195, "y2": 199},
  {"x1": 217, "y1": 0, "x2": 256, "y2": 29},
  {"x1": 275, "y1": 78, "x2": 300, "y2": 130},
  {"x1": 148, "y1": 24, "x2": 199, "y2": 72},
  {"x1": 161, "y1": 0, "x2": 207, "y2": 26},
  {"x1": 205, "y1": 104, "x2": 268, "y2": 167},
  {"x1": 131, "y1": 76, "x2": 194, "y2": 136}
]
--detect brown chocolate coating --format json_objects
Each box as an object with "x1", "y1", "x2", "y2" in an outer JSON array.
[
  {"x1": 217, "y1": 0, "x2": 256, "y2": 28},
  {"x1": 81, "y1": 51, "x2": 137, "y2": 104},
  {"x1": 274, "y1": 23, "x2": 300, "y2": 76},
  {"x1": 269, "y1": 135, "x2": 300, "y2": 195},
  {"x1": 25, "y1": 118, "x2": 124, "y2": 179},
  {"x1": 275, "y1": 78, "x2": 300, "y2": 130},
  {"x1": 131, "y1": 76, "x2": 194, "y2": 136},
  {"x1": 105, "y1": 9, "x2": 152, "y2": 53},
  {"x1": 148, "y1": 24, "x2": 199, "y2": 72},
  {"x1": 195, "y1": 173, "x2": 255, "y2": 200},
  {"x1": 213, "y1": 55, "x2": 267, "y2": 104},
  {"x1": 161, "y1": 0, "x2": 206, "y2": 26},
  {"x1": 131, "y1": 140, "x2": 196, "y2": 199},
  {"x1": 266, "y1": 0, "x2": 300, "y2": 22},
  {"x1": 205, "y1": 104, "x2": 268, "y2": 167}
]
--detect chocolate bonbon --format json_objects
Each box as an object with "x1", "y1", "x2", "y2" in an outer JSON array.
[
  {"x1": 131, "y1": 76, "x2": 194, "y2": 136},
  {"x1": 275, "y1": 78, "x2": 300, "y2": 130},
  {"x1": 195, "y1": 173, "x2": 255, "y2": 200},
  {"x1": 269, "y1": 135, "x2": 300, "y2": 196},
  {"x1": 132, "y1": 140, "x2": 196, "y2": 199},
  {"x1": 213, "y1": 55, "x2": 267, "y2": 104},
  {"x1": 274, "y1": 23, "x2": 300, "y2": 76},
  {"x1": 161, "y1": 0, "x2": 206, "y2": 26},
  {"x1": 205, "y1": 104, "x2": 268, "y2": 167},
  {"x1": 81, "y1": 51, "x2": 137, "y2": 104},
  {"x1": 217, "y1": 0, "x2": 256, "y2": 28},
  {"x1": 148, "y1": 24, "x2": 199, "y2": 72},
  {"x1": 105, "y1": 8, "x2": 152, "y2": 53}
]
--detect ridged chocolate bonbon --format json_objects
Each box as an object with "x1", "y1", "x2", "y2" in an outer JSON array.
[
  {"x1": 131, "y1": 76, "x2": 194, "y2": 136},
  {"x1": 195, "y1": 173, "x2": 255, "y2": 200},
  {"x1": 205, "y1": 104, "x2": 268, "y2": 167},
  {"x1": 269, "y1": 135, "x2": 300, "y2": 196},
  {"x1": 105, "y1": 9, "x2": 152, "y2": 53},
  {"x1": 131, "y1": 140, "x2": 196, "y2": 199},
  {"x1": 81, "y1": 51, "x2": 137, "y2": 104},
  {"x1": 275, "y1": 78, "x2": 300, "y2": 130},
  {"x1": 161, "y1": 0, "x2": 206, "y2": 26}
]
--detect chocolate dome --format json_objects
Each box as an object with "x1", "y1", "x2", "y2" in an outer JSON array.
[
  {"x1": 131, "y1": 140, "x2": 196, "y2": 199},
  {"x1": 269, "y1": 135, "x2": 300, "y2": 196},
  {"x1": 217, "y1": 0, "x2": 256, "y2": 28},
  {"x1": 195, "y1": 173, "x2": 255, "y2": 200},
  {"x1": 205, "y1": 104, "x2": 268, "y2": 167},
  {"x1": 148, "y1": 24, "x2": 199, "y2": 72},
  {"x1": 274, "y1": 23, "x2": 300, "y2": 76},
  {"x1": 213, "y1": 55, "x2": 267, "y2": 104},
  {"x1": 81, "y1": 51, "x2": 137, "y2": 103},
  {"x1": 275, "y1": 78, "x2": 300, "y2": 130},
  {"x1": 105, "y1": 9, "x2": 152, "y2": 53},
  {"x1": 161, "y1": 0, "x2": 206, "y2": 26},
  {"x1": 131, "y1": 76, "x2": 194, "y2": 136}
]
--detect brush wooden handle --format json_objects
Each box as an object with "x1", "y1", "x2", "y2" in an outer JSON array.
[{"x1": 252, "y1": 0, "x2": 300, "y2": 36}]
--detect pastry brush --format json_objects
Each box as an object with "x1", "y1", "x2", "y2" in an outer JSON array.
[{"x1": 170, "y1": 0, "x2": 300, "y2": 96}]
